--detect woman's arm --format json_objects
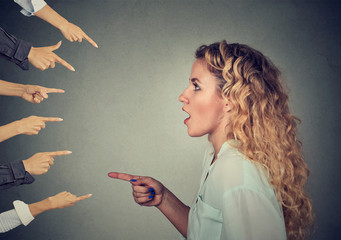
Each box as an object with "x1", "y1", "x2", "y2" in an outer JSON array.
[
  {"x1": 108, "y1": 172, "x2": 190, "y2": 237},
  {"x1": 156, "y1": 186, "x2": 190, "y2": 237},
  {"x1": 29, "y1": 191, "x2": 92, "y2": 217},
  {"x1": 0, "y1": 80, "x2": 64, "y2": 103},
  {"x1": 0, "y1": 80, "x2": 26, "y2": 97},
  {"x1": 0, "y1": 191, "x2": 91, "y2": 233},
  {"x1": 34, "y1": 5, "x2": 98, "y2": 48},
  {"x1": 0, "y1": 116, "x2": 62, "y2": 142}
]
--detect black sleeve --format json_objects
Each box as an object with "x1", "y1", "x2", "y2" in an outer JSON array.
[
  {"x1": 0, "y1": 160, "x2": 35, "y2": 190},
  {"x1": 0, "y1": 26, "x2": 32, "y2": 70}
]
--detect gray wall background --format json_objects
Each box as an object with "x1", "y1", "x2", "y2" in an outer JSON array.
[{"x1": 0, "y1": 0, "x2": 340, "y2": 239}]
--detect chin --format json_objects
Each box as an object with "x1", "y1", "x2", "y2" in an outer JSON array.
[{"x1": 187, "y1": 129, "x2": 206, "y2": 138}]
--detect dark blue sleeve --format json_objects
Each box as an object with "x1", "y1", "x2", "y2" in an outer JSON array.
[
  {"x1": 0, "y1": 160, "x2": 35, "y2": 190},
  {"x1": 0, "y1": 26, "x2": 32, "y2": 70}
]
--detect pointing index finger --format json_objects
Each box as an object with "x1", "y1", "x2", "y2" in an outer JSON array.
[
  {"x1": 108, "y1": 172, "x2": 138, "y2": 181},
  {"x1": 75, "y1": 194, "x2": 92, "y2": 202},
  {"x1": 83, "y1": 33, "x2": 98, "y2": 48},
  {"x1": 55, "y1": 55, "x2": 75, "y2": 71},
  {"x1": 47, "y1": 150, "x2": 72, "y2": 157},
  {"x1": 46, "y1": 88, "x2": 65, "y2": 94},
  {"x1": 43, "y1": 117, "x2": 63, "y2": 122}
]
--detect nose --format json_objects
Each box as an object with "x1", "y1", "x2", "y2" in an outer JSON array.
[{"x1": 178, "y1": 90, "x2": 189, "y2": 104}]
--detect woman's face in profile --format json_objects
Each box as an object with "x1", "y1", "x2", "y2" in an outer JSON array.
[{"x1": 179, "y1": 59, "x2": 227, "y2": 138}]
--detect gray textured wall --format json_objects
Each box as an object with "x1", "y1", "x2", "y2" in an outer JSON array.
[{"x1": 0, "y1": 0, "x2": 340, "y2": 239}]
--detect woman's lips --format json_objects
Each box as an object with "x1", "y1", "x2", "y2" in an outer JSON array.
[{"x1": 182, "y1": 107, "x2": 190, "y2": 125}]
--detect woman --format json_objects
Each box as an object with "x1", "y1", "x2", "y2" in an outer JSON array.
[{"x1": 108, "y1": 41, "x2": 313, "y2": 240}]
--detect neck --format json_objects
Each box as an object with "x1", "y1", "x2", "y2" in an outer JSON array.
[{"x1": 209, "y1": 129, "x2": 227, "y2": 158}]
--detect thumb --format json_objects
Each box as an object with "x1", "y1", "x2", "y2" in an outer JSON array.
[
  {"x1": 130, "y1": 177, "x2": 150, "y2": 186},
  {"x1": 50, "y1": 41, "x2": 62, "y2": 51}
]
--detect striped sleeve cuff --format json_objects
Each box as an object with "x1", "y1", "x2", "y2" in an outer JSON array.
[{"x1": 13, "y1": 200, "x2": 34, "y2": 226}]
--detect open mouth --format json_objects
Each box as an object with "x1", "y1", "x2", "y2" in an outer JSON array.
[{"x1": 182, "y1": 108, "x2": 191, "y2": 124}]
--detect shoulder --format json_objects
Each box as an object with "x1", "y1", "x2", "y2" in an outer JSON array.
[{"x1": 209, "y1": 145, "x2": 273, "y2": 196}]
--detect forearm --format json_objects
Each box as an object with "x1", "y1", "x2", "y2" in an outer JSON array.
[
  {"x1": 157, "y1": 188, "x2": 190, "y2": 237},
  {"x1": 0, "y1": 121, "x2": 21, "y2": 142},
  {"x1": 28, "y1": 198, "x2": 52, "y2": 217},
  {"x1": 34, "y1": 5, "x2": 69, "y2": 31},
  {"x1": 0, "y1": 80, "x2": 25, "y2": 97}
]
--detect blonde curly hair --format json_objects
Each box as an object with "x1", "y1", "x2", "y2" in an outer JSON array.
[{"x1": 195, "y1": 40, "x2": 314, "y2": 240}]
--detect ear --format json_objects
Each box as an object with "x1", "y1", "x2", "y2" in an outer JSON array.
[{"x1": 223, "y1": 97, "x2": 234, "y2": 113}]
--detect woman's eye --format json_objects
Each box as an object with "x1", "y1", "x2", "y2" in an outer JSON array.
[{"x1": 193, "y1": 83, "x2": 200, "y2": 91}]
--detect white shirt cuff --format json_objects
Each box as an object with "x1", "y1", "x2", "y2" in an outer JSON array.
[
  {"x1": 14, "y1": 0, "x2": 47, "y2": 16},
  {"x1": 13, "y1": 200, "x2": 34, "y2": 226}
]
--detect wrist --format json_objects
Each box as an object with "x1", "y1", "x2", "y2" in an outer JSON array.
[
  {"x1": 57, "y1": 19, "x2": 70, "y2": 31},
  {"x1": 29, "y1": 199, "x2": 51, "y2": 217},
  {"x1": 42, "y1": 198, "x2": 54, "y2": 210},
  {"x1": 22, "y1": 159, "x2": 31, "y2": 174},
  {"x1": 27, "y1": 47, "x2": 35, "y2": 61},
  {"x1": 156, "y1": 187, "x2": 169, "y2": 210},
  {"x1": 13, "y1": 120, "x2": 24, "y2": 135}
]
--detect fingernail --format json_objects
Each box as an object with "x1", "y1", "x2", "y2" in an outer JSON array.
[
  {"x1": 71, "y1": 67, "x2": 75, "y2": 71},
  {"x1": 59, "y1": 118, "x2": 64, "y2": 121},
  {"x1": 88, "y1": 194, "x2": 92, "y2": 197},
  {"x1": 148, "y1": 195, "x2": 153, "y2": 199},
  {"x1": 149, "y1": 188, "x2": 154, "y2": 192},
  {"x1": 95, "y1": 43, "x2": 98, "y2": 48},
  {"x1": 151, "y1": 191, "x2": 155, "y2": 195},
  {"x1": 130, "y1": 179, "x2": 136, "y2": 182},
  {"x1": 67, "y1": 151, "x2": 72, "y2": 154}
]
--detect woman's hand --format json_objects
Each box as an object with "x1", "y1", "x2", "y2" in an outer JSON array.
[
  {"x1": 59, "y1": 22, "x2": 98, "y2": 48},
  {"x1": 108, "y1": 172, "x2": 190, "y2": 237},
  {"x1": 17, "y1": 116, "x2": 63, "y2": 135},
  {"x1": 21, "y1": 84, "x2": 64, "y2": 103},
  {"x1": 29, "y1": 191, "x2": 92, "y2": 217},
  {"x1": 47, "y1": 191, "x2": 92, "y2": 209},
  {"x1": 23, "y1": 151, "x2": 72, "y2": 175},
  {"x1": 108, "y1": 172, "x2": 165, "y2": 207},
  {"x1": 28, "y1": 41, "x2": 75, "y2": 71}
]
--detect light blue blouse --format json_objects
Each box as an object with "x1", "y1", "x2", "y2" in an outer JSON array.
[
  {"x1": 14, "y1": 0, "x2": 46, "y2": 16},
  {"x1": 184, "y1": 142, "x2": 286, "y2": 240}
]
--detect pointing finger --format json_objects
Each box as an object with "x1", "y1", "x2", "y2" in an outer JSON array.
[
  {"x1": 83, "y1": 33, "x2": 98, "y2": 48},
  {"x1": 75, "y1": 194, "x2": 92, "y2": 202},
  {"x1": 43, "y1": 117, "x2": 63, "y2": 122},
  {"x1": 55, "y1": 55, "x2": 75, "y2": 71},
  {"x1": 108, "y1": 172, "x2": 138, "y2": 182},
  {"x1": 45, "y1": 88, "x2": 65, "y2": 94},
  {"x1": 47, "y1": 150, "x2": 72, "y2": 157}
]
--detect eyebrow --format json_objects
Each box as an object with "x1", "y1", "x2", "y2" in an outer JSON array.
[{"x1": 190, "y1": 78, "x2": 201, "y2": 83}]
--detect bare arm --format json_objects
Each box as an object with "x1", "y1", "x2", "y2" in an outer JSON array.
[
  {"x1": 33, "y1": 5, "x2": 68, "y2": 32},
  {"x1": 0, "y1": 121, "x2": 21, "y2": 142},
  {"x1": 0, "y1": 80, "x2": 64, "y2": 103},
  {"x1": 0, "y1": 116, "x2": 63, "y2": 142},
  {"x1": 0, "y1": 80, "x2": 25, "y2": 97},
  {"x1": 157, "y1": 187, "x2": 190, "y2": 237},
  {"x1": 29, "y1": 191, "x2": 92, "y2": 217},
  {"x1": 34, "y1": 5, "x2": 98, "y2": 48}
]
